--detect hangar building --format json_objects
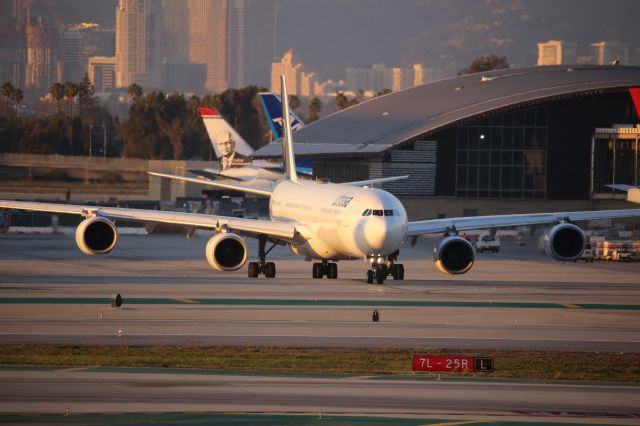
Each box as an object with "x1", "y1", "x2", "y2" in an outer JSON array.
[{"x1": 254, "y1": 65, "x2": 640, "y2": 219}]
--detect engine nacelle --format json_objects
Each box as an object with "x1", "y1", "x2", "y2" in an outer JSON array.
[
  {"x1": 205, "y1": 233, "x2": 248, "y2": 271},
  {"x1": 433, "y1": 235, "x2": 475, "y2": 275},
  {"x1": 543, "y1": 223, "x2": 586, "y2": 261},
  {"x1": 75, "y1": 216, "x2": 118, "y2": 255}
]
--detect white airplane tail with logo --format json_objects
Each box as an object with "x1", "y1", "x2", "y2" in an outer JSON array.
[{"x1": 198, "y1": 107, "x2": 255, "y2": 158}]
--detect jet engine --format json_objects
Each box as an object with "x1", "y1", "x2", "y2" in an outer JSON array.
[
  {"x1": 205, "y1": 233, "x2": 248, "y2": 271},
  {"x1": 433, "y1": 235, "x2": 475, "y2": 274},
  {"x1": 543, "y1": 223, "x2": 586, "y2": 261},
  {"x1": 75, "y1": 216, "x2": 118, "y2": 255}
]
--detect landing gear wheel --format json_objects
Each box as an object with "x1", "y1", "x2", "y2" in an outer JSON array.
[
  {"x1": 248, "y1": 262, "x2": 259, "y2": 278},
  {"x1": 375, "y1": 270, "x2": 385, "y2": 284},
  {"x1": 328, "y1": 262, "x2": 338, "y2": 279},
  {"x1": 265, "y1": 262, "x2": 276, "y2": 278},
  {"x1": 392, "y1": 264, "x2": 404, "y2": 280},
  {"x1": 312, "y1": 263, "x2": 323, "y2": 279},
  {"x1": 366, "y1": 270, "x2": 374, "y2": 284}
]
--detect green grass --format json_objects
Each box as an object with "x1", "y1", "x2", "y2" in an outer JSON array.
[{"x1": 0, "y1": 345, "x2": 639, "y2": 382}]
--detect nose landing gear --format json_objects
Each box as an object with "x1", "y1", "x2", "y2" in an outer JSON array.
[{"x1": 366, "y1": 251, "x2": 404, "y2": 284}]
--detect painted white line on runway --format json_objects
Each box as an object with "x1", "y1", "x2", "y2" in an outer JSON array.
[{"x1": 1, "y1": 332, "x2": 638, "y2": 344}]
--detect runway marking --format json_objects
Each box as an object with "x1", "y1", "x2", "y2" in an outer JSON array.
[
  {"x1": 2, "y1": 332, "x2": 639, "y2": 345},
  {"x1": 1, "y1": 297, "x2": 639, "y2": 311},
  {"x1": 424, "y1": 421, "x2": 490, "y2": 426},
  {"x1": 174, "y1": 298, "x2": 200, "y2": 304}
]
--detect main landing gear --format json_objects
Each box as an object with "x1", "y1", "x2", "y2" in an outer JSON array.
[
  {"x1": 312, "y1": 260, "x2": 338, "y2": 279},
  {"x1": 248, "y1": 236, "x2": 276, "y2": 278},
  {"x1": 366, "y1": 252, "x2": 404, "y2": 284}
]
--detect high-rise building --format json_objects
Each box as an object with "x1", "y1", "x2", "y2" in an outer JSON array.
[
  {"x1": 590, "y1": 41, "x2": 629, "y2": 65},
  {"x1": 163, "y1": 1, "x2": 188, "y2": 61},
  {"x1": 300, "y1": 71, "x2": 316, "y2": 97},
  {"x1": 88, "y1": 56, "x2": 116, "y2": 92},
  {"x1": 57, "y1": 29, "x2": 83, "y2": 83},
  {"x1": 206, "y1": 0, "x2": 228, "y2": 92},
  {"x1": 388, "y1": 67, "x2": 412, "y2": 92},
  {"x1": 25, "y1": 14, "x2": 58, "y2": 90},
  {"x1": 115, "y1": 0, "x2": 164, "y2": 89},
  {"x1": 537, "y1": 40, "x2": 577, "y2": 65},
  {"x1": 270, "y1": 49, "x2": 302, "y2": 95},
  {"x1": 0, "y1": 0, "x2": 26, "y2": 88}
]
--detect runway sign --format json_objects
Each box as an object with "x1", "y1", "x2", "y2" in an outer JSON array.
[
  {"x1": 412, "y1": 355, "x2": 474, "y2": 372},
  {"x1": 413, "y1": 355, "x2": 495, "y2": 372}
]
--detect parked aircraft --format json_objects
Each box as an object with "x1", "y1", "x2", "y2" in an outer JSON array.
[
  {"x1": 258, "y1": 92, "x2": 306, "y2": 139},
  {"x1": 608, "y1": 184, "x2": 640, "y2": 204},
  {"x1": 2, "y1": 75, "x2": 640, "y2": 283}
]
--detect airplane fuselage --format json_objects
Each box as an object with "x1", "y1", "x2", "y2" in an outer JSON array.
[{"x1": 269, "y1": 180, "x2": 407, "y2": 260}]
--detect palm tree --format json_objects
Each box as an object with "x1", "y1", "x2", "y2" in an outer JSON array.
[
  {"x1": 1, "y1": 82, "x2": 14, "y2": 118},
  {"x1": 63, "y1": 81, "x2": 78, "y2": 116},
  {"x1": 50, "y1": 82, "x2": 65, "y2": 115},
  {"x1": 127, "y1": 83, "x2": 143, "y2": 101},
  {"x1": 11, "y1": 88, "x2": 23, "y2": 116}
]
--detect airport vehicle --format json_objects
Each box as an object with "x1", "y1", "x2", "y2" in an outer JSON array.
[
  {"x1": 576, "y1": 243, "x2": 595, "y2": 262},
  {"x1": 475, "y1": 235, "x2": 500, "y2": 253},
  {"x1": 258, "y1": 92, "x2": 306, "y2": 139},
  {"x1": 2, "y1": 76, "x2": 640, "y2": 283}
]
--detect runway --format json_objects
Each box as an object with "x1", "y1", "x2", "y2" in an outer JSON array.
[
  {"x1": 1, "y1": 366, "x2": 639, "y2": 425},
  {"x1": 1, "y1": 233, "x2": 640, "y2": 352}
]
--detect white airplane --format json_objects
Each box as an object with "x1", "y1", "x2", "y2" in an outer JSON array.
[{"x1": 2, "y1": 75, "x2": 640, "y2": 283}]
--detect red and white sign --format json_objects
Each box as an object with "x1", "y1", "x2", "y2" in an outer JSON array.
[{"x1": 412, "y1": 355, "x2": 474, "y2": 372}]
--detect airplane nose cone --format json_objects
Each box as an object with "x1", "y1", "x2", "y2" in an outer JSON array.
[{"x1": 361, "y1": 217, "x2": 387, "y2": 251}]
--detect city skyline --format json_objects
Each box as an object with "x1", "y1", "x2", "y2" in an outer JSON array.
[{"x1": 1, "y1": 0, "x2": 639, "y2": 99}]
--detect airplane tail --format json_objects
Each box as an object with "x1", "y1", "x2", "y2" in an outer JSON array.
[
  {"x1": 280, "y1": 75, "x2": 298, "y2": 183},
  {"x1": 198, "y1": 107, "x2": 255, "y2": 158},
  {"x1": 258, "y1": 92, "x2": 305, "y2": 140}
]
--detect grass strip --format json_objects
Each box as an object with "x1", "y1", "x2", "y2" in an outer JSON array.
[{"x1": 0, "y1": 345, "x2": 639, "y2": 382}]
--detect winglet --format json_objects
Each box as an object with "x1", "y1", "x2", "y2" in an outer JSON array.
[
  {"x1": 198, "y1": 107, "x2": 219, "y2": 117},
  {"x1": 280, "y1": 75, "x2": 298, "y2": 183}
]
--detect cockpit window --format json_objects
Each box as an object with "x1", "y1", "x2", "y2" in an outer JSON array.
[
  {"x1": 372, "y1": 209, "x2": 384, "y2": 216},
  {"x1": 384, "y1": 209, "x2": 394, "y2": 216},
  {"x1": 362, "y1": 209, "x2": 372, "y2": 216}
]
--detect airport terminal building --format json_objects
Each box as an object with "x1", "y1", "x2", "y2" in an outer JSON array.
[{"x1": 254, "y1": 65, "x2": 640, "y2": 218}]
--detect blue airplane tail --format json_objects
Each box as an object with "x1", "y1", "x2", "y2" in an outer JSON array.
[{"x1": 258, "y1": 92, "x2": 306, "y2": 140}]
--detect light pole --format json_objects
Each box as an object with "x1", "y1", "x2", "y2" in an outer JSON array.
[
  {"x1": 102, "y1": 125, "x2": 107, "y2": 159},
  {"x1": 89, "y1": 124, "x2": 93, "y2": 158}
]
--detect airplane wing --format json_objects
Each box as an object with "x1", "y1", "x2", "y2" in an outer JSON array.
[
  {"x1": 344, "y1": 175, "x2": 410, "y2": 187},
  {"x1": 407, "y1": 209, "x2": 640, "y2": 237},
  {"x1": 0, "y1": 200, "x2": 307, "y2": 243},
  {"x1": 148, "y1": 172, "x2": 272, "y2": 196},
  {"x1": 607, "y1": 184, "x2": 640, "y2": 204}
]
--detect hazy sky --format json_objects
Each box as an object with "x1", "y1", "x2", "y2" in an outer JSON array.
[{"x1": 31, "y1": 0, "x2": 640, "y2": 79}]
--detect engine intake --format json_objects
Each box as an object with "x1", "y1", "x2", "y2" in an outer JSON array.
[
  {"x1": 75, "y1": 217, "x2": 118, "y2": 255},
  {"x1": 544, "y1": 223, "x2": 586, "y2": 261},
  {"x1": 206, "y1": 233, "x2": 248, "y2": 271},
  {"x1": 433, "y1": 235, "x2": 475, "y2": 274}
]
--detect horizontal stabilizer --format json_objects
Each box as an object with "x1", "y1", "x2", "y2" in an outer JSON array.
[
  {"x1": 607, "y1": 184, "x2": 640, "y2": 204},
  {"x1": 188, "y1": 169, "x2": 243, "y2": 182},
  {"x1": 148, "y1": 172, "x2": 272, "y2": 197},
  {"x1": 344, "y1": 175, "x2": 410, "y2": 187}
]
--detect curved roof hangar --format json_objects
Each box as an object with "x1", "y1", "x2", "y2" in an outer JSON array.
[{"x1": 253, "y1": 65, "x2": 640, "y2": 158}]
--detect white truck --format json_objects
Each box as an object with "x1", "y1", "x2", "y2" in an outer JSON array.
[{"x1": 475, "y1": 235, "x2": 500, "y2": 253}]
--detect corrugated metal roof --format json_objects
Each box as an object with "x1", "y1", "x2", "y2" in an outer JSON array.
[{"x1": 253, "y1": 65, "x2": 640, "y2": 158}]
